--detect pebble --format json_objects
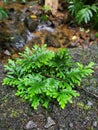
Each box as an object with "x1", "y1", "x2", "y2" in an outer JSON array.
[
  {"x1": 4, "y1": 50, "x2": 11, "y2": 56},
  {"x1": 87, "y1": 101, "x2": 93, "y2": 106},
  {"x1": 71, "y1": 35, "x2": 77, "y2": 41},
  {"x1": 69, "y1": 122, "x2": 73, "y2": 127},
  {"x1": 26, "y1": 120, "x2": 37, "y2": 129},
  {"x1": 70, "y1": 42, "x2": 77, "y2": 47},
  {"x1": 90, "y1": 34, "x2": 96, "y2": 41},
  {"x1": 44, "y1": 116, "x2": 56, "y2": 128},
  {"x1": 93, "y1": 121, "x2": 97, "y2": 127}
]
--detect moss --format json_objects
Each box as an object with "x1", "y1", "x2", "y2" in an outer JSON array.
[
  {"x1": 88, "y1": 127, "x2": 94, "y2": 130},
  {"x1": 77, "y1": 102, "x2": 91, "y2": 110},
  {"x1": 10, "y1": 109, "x2": 19, "y2": 118}
]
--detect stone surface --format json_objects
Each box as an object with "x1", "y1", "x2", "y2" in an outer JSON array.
[
  {"x1": 24, "y1": 17, "x2": 38, "y2": 32},
  {"x1": 44, "y1": 31, "x2": 69, "y2": 48},
  {"x1": 4, "y1": 50, "x2": 11, "y2": 56},
  {"x1": 90, "y1": 33, "x2": 96, "y2": 41},
  {"x1": 44, "y1": 117, "x2": 56, "y2": 128},
  {"x1": 26, "y1": 120, "x2": 37, "y2": 129},
  {"x1": 93, "y1": 121, "x2": 97, "y2": 127}
]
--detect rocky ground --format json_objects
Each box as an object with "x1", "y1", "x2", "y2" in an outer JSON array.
[
  {"x1": 0, "y1": 43, "x2": 98, "y2": 130},
  {"x1": 0, "y1": 1, "x2": 98, "y2": 130}
]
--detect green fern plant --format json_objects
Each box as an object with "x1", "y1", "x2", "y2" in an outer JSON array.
[
  {"x1": 92, "y1": 11, "x2": 98, "y2": 29},
  {"x1": 3, "y1": 45, "x2": 94, "y2": 109},
  {"x1": 67, "y1": 0, "x2": 98, "y2": 24},
  {"x1": 68, "y1": 0, "x2": 84, "y2": 16},
  {"x1": 76, "y1": 4, "x2": 98, "y2": 24},
  {"x1": 0, "y1": 7, "x2": 8, "y2": 20}
]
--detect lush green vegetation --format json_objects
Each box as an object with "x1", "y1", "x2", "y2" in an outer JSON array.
[
  {"x1": 3, "y1": 45, "x2": 94, "y2": 109},
  {"x1": 67, "y1": 0, "x2": 98, "y2": 24},
  {"x1": 0, "y1": 7, "x2": 8, "y2": 20}
]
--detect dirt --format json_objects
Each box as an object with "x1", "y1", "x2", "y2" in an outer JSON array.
[{"x1": 0, "y1": 43, "x2": 98, "y2": 130}]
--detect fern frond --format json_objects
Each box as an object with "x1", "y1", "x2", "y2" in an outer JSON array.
[
  {"x1": 3, "y1": 45, "x2": 94, "y2": 109},
  {"x1": 76, "y1": 6, "x2": 93, "y2": 23}
]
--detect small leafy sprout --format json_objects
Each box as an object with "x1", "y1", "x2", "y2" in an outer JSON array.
[
  {"x1": 43, "y1": 5, "x2": 51, "y2": 12},
  {"x1": 3, "y1": 45, "x2": 94, "y2": 109},
  {"x1": 41, "y1": 14, "x2": 48, "y2": 22}
]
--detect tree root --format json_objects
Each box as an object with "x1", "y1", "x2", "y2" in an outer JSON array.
[{"x1": 76, "y1": 86, "x2": 98, "y2": 99}]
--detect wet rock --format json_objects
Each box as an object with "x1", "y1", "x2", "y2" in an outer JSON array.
[
  {"x1": 87, "y1": 101, "x2": 93, "y2": 107},
  {"x1": 0, "y1": 26, "x2": 12, "y2": 44},
  {"x1": 69, "y1": 122, "x2": 73, "y2": 128},
  {"x1": 52, "y1": 20, "x2": 60, "y2": 27},
  {"x1": 0, "y1": 19, "x2": 33, "y2": 50},
  {"x1": 93, "y1": 121, "x2": 97, "y2": 127},
  {"x1": 22, "y1": 30, "x2": 34, "y2": 42},
  {"x1": 26, "y1": 120, "x2": 37, "y2": 129},
  {"x1": 37, "y1": 24, "x2": 55, "y2": 32},
  {"x1": 52, "y1": 19, "x2": 62, "y2": 27},
  {"x1": 69, "y1": 42, "x2": 78, "y2": 48},
  {"x1": 8, "y1": 8, "x2": 15, "y2": 13},
  {"x1": 45, "y1": 32, "x2": 61, "y2": 48},
  {"x1": 45, "y1": 31, "x2": 69, "y2": 48},
  {"x1": 44, "y1": 117, "x2": 55, "y2": 128},
  {"x1": 4, "y1": 50, "x2": 11, "y2": 56},
  {"x1": 46, "y1": 20, "x2": 53, "y2": 26},
  {"x1": 10, "y1": 33, "x2": 25, "y2": 48},
  {"x1": 29, "y1": 6, "x2": 41, "y2": 16},
  {"x1": 90, "y1": 33, "x2": 96, "y2": 41},
  {"x1": 24, "y1": 16, "x2": 38, "y2": 32},
  {"x1": 8, "y1": 7, "x2": 26, "y2": 22}
]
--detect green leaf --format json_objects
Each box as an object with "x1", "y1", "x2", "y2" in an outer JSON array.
[{"x1": 31, "y1": 96, "x2": 40, "y2": 109}]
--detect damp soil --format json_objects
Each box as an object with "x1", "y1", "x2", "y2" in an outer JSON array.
[{"x1": 0, "y1": 43, "x2": 98, "y2": 130}]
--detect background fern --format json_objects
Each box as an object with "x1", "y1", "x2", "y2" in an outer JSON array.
[
  {"x1": 0, "y1": 7, "x2": 8, "y2": 20},
  {"x1": 67, "y1": 0, "x2": 98, "y2": 24}
]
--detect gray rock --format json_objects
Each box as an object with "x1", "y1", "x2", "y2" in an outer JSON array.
[
  {"x1": 69, "y1": 122, "x2": 73, "y2": 128},
  {"x1": 90, "y1": 34, "x2": 96, "y2": 41},
  {"x1": 4, "y1": 50, "x2": 11, "y2": 56},
  {"x1": 69, "y1": 42, "x2": 77, "y2": 48},
  {"x1": 87, "y1": 101, "x2": 93, "y2": 107},
  {"x1": 44, "y1": 116, "x2": 56, "y2": 128},
  {"x1": 37, "y1": 24, "x2": 55, "y2": 32},
  {"x1": 93, "y1": 121, "x2": 97, "y2": 127},
  {"x1": 44, "y1": 31, "x2": 70, "y2": 48},
  {"x1": 24, "y1": 17, "x2": 38, "y2": 32},
  {"x1": 26, "y1": 120, "x2": 37, "y2": 129}
]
